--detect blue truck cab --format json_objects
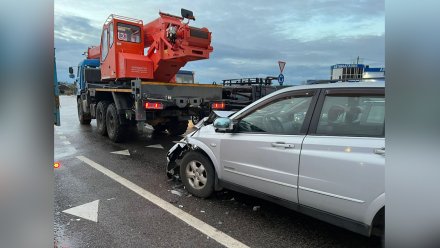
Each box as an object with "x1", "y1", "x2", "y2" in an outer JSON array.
[{"x1": 74, "y1": 59, "x2": 101, "y2": 95}]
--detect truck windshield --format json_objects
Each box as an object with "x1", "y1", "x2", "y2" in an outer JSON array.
[{"x1": 117, "y1": 23, "x2": 141, "y2": 43}]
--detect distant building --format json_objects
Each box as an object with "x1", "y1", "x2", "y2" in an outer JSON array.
[{"x1": 330, "y1": 64, "x2": 385, "y2": 81}]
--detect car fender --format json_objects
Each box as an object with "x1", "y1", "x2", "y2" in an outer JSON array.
[
  {"x1": 186, "y1": 137, "x2": 223, "y2": 179},
  {"x1": 364, "y1": 193, "x2": 385, "y2": 226}
]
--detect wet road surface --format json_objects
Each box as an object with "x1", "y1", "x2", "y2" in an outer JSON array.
[{"x1": 54, "y1": 95, "x2": 381, "y2": 247}]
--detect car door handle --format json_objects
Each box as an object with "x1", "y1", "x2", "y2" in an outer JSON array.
[
  {"x1": 374, "y1": 147, "x2": 385, "y2": 155},
  {"x1": 271, "y1": 142, "x2": 295, "y2": 148}
]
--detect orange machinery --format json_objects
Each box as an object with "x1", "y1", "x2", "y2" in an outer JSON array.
[{"x1": 87, "y1": 9, "x2": 213, "y2": 82}]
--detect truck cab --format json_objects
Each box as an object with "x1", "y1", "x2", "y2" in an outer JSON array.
[
  {"x1": 93, "y1": 16, "x2": 153, "y2": 81},
  {"x1": 74, "y1": 59, "x2": 101, "y2": 94}
]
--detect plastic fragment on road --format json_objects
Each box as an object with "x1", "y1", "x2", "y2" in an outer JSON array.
[{"x1": 171, "y1": 190, "x2": 183, "y2": 197}]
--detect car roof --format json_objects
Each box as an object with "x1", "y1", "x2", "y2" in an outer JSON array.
[{"x1": 275, "y1": 81, "x2": 385, "y2": 94}]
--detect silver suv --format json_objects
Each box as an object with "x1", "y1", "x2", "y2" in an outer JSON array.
[{"x1": 167, "y1": 82, "x2": 385, "y2": 237}]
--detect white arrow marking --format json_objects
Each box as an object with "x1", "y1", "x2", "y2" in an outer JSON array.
[
  {"x1": 110, "y1": 149, "x2": 130, "y2": 156},
  {"x1": 145, "y1": 144, "x2": 164, "y2": 149},
  {"x1": 62, "y1": 200, "x2": 99, "y2": 222}
]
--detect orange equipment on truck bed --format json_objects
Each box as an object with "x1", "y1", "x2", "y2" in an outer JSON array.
[{"x1": 87, "y1": 9, "x2": 213, "y2": 82}]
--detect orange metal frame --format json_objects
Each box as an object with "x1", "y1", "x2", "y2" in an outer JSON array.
[{"x1": 87, "y1": 12, "x2": 213, "y2": 83}]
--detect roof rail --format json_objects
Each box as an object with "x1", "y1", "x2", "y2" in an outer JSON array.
[
  {"x1": 104, "y1": 14, "x2": 143, "y2": 26},
  {"x1": 306, "y1": 77, "x2": 385, "y2": 85}
]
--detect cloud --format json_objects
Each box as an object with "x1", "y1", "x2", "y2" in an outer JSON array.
[{"x1": 54, "y1": 0, "x2": 384, "y2": 85}]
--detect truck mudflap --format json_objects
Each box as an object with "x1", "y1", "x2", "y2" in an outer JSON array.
[{"x1": 166, "y1": 142, "x2": 189, "y2": 179}]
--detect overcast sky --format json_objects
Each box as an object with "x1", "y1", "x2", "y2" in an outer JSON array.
[{"x1": 54, "y1": 0, "x2": 384, "y2": 85}]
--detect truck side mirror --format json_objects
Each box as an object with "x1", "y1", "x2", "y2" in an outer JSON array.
[
  {"x1": 213, "y1": 117, "x2": 233, "y2": 132},
  {"x1": 68, "y1": 67, "x2": 75, "y2": 78}
]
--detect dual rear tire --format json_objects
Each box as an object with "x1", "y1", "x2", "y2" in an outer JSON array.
[
  {"x1": 95, "y1": 101, "x2": 125, "y2": 143},
  {"x1": 105, "y1": 103, "x2": 125, "y2": 143},
  {"x1": 96, "y1": 101, "x2": 110, "y2": 136},
  {"x1": 77, "y1": 98, "x2": 91, "y2": 125}
]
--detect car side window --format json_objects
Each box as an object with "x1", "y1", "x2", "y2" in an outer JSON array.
[
  {"x1": 237, "y1": 95, "x2": 313, "y2": 134},
  {"x1": 316, "y1": 94, "x2": 385, "y2": 137}
]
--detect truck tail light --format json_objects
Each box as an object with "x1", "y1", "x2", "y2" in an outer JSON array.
[
  {"x1": 211, "y1": 102, "x2": 225, "y2": 110},
  {"x1": 144, "y1": 102, "x2": 164, "y2": 110}
]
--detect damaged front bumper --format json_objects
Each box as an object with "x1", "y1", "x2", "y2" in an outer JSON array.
[
  {"x1": 166, "y1": 110, "x2": 235, "y2": 179},
  {"x1": 166, "y1": 140, "x2": 191, "y2": 179}
]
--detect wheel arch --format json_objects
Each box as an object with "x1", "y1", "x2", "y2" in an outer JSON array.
[
  {"x1": 185, "y1": 138, "x2": 223, "y2": 191},
  {"x1": 365, "y1": 193, "x2": 385, "y2": 230}
]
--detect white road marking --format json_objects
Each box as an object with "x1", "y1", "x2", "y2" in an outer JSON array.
[
  {"x1": 145, "y1": 144, "x2": 164, "y2": 149},
  {"x1": 60, "y1": 136, "x2": 67, "y2": 140},
  {"x1": 63, "y1": 141, "x2": 71, "y2": 145},
  {"x1": 76, "y1": 156, "x2": 249, "y2": 248},
  {"x1": 62, "y1": 200, "x2": 99, "y2": 222},
  {"x1": 110, "y1": 149, "x2": 130, "y2": 156}
]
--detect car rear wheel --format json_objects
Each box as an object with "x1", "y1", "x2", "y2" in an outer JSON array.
[{"x1": 180, "y1": 151, "x2": 214, "y2": 198}]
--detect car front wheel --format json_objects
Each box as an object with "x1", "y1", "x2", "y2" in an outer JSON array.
[{"x1": 180, "y1": 151, "x2": 215, "y2": 198}]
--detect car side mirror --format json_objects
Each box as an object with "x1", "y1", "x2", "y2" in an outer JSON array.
[{"x1": 213, "y1": 117, "x2": 233, "y2": 132}]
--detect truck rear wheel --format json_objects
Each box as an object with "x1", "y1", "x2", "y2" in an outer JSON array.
[
  {"x1": 106, "y1": 103, "x2": 125, "y2": 143},
  {"x1": 191, "y1": 115, "x2": 201, "y2": 125},
  {"x1": 77, "y1": 98, "x2": 91, "y2": 125},
  {"x1": 166, "y1": 120, "x2": 188, "y2": 136},
  {"x1": 96, "y1": 101, "x2": 110, "y2": 136},
  {"x1": 153, "y1": 124, "x2": 167, "y2": 133}
]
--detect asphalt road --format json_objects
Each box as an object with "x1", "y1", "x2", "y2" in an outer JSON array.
[{"x1": 54, "y1": 95, "x2": 381, "y2": 248}]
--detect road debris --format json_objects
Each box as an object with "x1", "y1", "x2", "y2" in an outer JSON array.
[{"x1": 171, "y1": 190, "x2": 183, "y2": 197}]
